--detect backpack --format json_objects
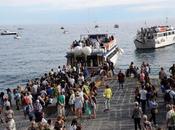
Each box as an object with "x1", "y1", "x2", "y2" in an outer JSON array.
[
  {"x1": 23, "y1": 96, "x2": 30, "y2": 105},
  {"x1": 164, "y1": 91, "x2": 171, "y2": 102},
  {"x1": 132, "y1": 107, "x2": 141, "y2": 118}
]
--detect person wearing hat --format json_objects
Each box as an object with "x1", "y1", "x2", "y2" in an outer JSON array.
[
  {"x1": 74, "y1": 91, "x2": 83, "y2": 118},
  {"x1": 132, "y1": 102, "x2": 142, "y2": 130}
]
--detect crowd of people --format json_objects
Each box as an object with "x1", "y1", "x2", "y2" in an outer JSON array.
[
  {"x1": 0, "y1": 60, "x2": 115, "y2": 130},
  {"x1": 130, "y1": 62, "x2": 175, "y2": 130},
  {"x1": 1, "y1": 61, "x2": 175, "y2": 130},
  {"x1": 131, "y1": 61, "x2": 158, "y2": 130}
]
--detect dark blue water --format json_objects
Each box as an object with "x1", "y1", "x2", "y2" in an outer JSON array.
[{"x1": 0, "y1": 23, "x2": 175, "y2": 89}]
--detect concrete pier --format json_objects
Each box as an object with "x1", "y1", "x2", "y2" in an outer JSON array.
[{"x1": 0, "y1": 77, "x2": 167, "y2": 130}]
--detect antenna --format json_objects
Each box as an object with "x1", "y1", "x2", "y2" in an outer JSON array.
[
  {"x1": 144, "y1": 20, "x2": 147, "y2": 27},
  {"x1": 166, "y1": 17, "x2": 168, "y2": 25}
]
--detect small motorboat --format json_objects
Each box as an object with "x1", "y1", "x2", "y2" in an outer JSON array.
[
  {"x1": 1, "y1": 30, "x2": 18, "y2": 35},
  {"x1": 14, "y1": 34, "x2": 21, "y2": 39},
  {"x1": 95, "y1": 25, "x2": 99, "y2": 28},
  {"x1": 63, "y1": 30, "x2": 68, "y2": 34},
  {"x1": 17, "y1": 28, "x2": 24, "y2": 30},
  {"x1": 60, "y1": 27, "x2": 64, "y2": 30},
  {"x1": 114, "y1": 24, "x2": 119, "y2": 28}
]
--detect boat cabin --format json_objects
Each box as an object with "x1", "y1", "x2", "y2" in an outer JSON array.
[
  {"x1": 66, "y1": 33, "x2": 116, "y2": 68},
  {"x1": 138, "y1": 26, "x2": 175, "y2": 39}
]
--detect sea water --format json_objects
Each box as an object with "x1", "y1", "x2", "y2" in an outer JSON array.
[{"x1": 0, "y1": 23, "x2": 175, "y2": 90}]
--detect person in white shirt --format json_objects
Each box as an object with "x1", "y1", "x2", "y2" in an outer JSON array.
[
  {"x1": 32, "y1": 84, "x2": 38, "y2": 95},
  {"x1": 57, "y1": 66, "x2": 61, "y2": 73},
  {"x1": 69, "y1": 76, "x2": 75, "y2": 87},
  {"x1": 41, "y1": 112, "x2": 47, "y2": 124},
  {"x1": 49, "y1": 69, "x2": 54, "y2": 75},
  {"x1": 139, "y1": 85, "x2": 147, "y2": 114},
  {"x1": 78, "y1": 73, "x2": 84, "y2": 85},
  {"x1": 78, "y1": 88, "x2": 84, "y2": 103},
  {"x1": 167, "y1": 89, "x2": 175, "y2": 104},
  {"x1": 5, "y1": 118, "x2": 16, "y2": 130},
  {"x1": 3, "y1": 97, "x2": 11, "y2": 108},
  {"x1": 166, "y1": 104, "x2": 174, "y2": 130}
]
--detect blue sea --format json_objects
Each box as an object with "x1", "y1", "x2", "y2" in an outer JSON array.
[{"x1": 0, "y1": 23, "x2": 175, "y2": 90}]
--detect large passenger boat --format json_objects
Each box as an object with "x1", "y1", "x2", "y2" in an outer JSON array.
[
  {"x1": 134, "y1": 25, "x2": 175, "y2": 49},
  {"x1": 66, "y1": 33, "x2": 123, "y2": 70}
]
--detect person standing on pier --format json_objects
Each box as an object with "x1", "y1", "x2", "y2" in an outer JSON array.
[
  {"x1": 117, "y1": 70, "x2": 125, "y2": 89},
  {"x1": 4, "y1": 106, "x2": 16, "y2": 130},
  {"x1": 166, "y1": 104, "x2": 174, "y2": 130},
  {"x1": 159, "y1": 67, "x2": 167, "y2": 81},
  {"x1": 132, "y1": 102, "x2": 142, "y2": 130},
  {"x1": 74, "y1": 92, "x2": 83, "y2": 118},
  {"x1": 143, "y1": 115, "x2": 152, "y2": 130},
  {"x1": 169, "y1": 64, "x2": 175, "y2": 77},
  {"x1": 57, "y1": 92, "x2": 65, "y2": 117},
  {"x1": 149, "y1": 96, "x2": 158, "y2": 126},
  {"x1": 139, "y1": 85, "x2": 147, "y2": 114},
  {"x1": 103, "y1": 85, "x2": 112, "y2": 111}
]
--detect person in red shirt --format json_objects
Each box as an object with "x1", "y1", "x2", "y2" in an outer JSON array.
[{"x1": 117, "y1": 70, "x2": 125, "y2": 89}]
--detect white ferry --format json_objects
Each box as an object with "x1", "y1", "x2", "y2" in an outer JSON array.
[
  {"x1": 66, "y1": 34, "x2": 123, "y2": 70},
  {"x1": 134, "y1": 25, "x2": 175, "y2": 49},
  {"x1": 1, "y1": 30, "x2": 18, "y2": 35}
]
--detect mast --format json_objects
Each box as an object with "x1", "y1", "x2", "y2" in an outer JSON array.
[
  {"x1": 144, "y1": 20, "x2": 147, "y2": 27},
  {"x1": 166, "y1": 17, "x2": 168, "y2": 26}
]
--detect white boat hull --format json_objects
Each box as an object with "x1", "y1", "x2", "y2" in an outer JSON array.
[
  {"x1": 109, "y1": 50, "x2": 120, "y2": 66},
  {"x1": 134, "y1": 34, "x2": 175, "y2": 49}
]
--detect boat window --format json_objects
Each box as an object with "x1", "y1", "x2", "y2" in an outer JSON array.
[
  {"x1": 147, "y1": 34, "x2": 153, "y2": 39},
  {"x1": 158, "y1": 33, "x2": 163, "y2": 37},
  {"x1": 76, "y1": 55, "x2": 86, "y2": 65},
  {"x1": 168, "y1": 32, "x2": 171, "y2": 35},
  {"x1": 89, "y1": 34, "x2": 107, "y2": 39},
  {"x1": 162, "y1": 33, "x2": 166, "y2": 37},
  {"x1": 172, "y1": 31, "x2": 175, "y2": 34},
  {"x1": 66, "y1": 55, "x2": 76, "y2": 66},
  {"x1": 153, "y1": 34, "x2": 157, "y2": 37},
  {"x1": 87, "y1": 56, "x2": 98, "y2": 67}
]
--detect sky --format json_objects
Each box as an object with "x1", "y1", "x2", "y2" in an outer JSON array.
[{"x1": 0, "y1": 0, "x2": 175, "y2": 25}]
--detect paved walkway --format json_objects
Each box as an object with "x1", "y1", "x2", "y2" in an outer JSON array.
[
  {"x1": 82, "y1": 78, "x2": 166, "y2": 130},
  {"x1": 0, "y1": 77, "x2": 167, "y2": 130}
]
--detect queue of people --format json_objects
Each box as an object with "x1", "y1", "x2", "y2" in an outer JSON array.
[
  {"x1": 131, "y1": 62, "x2": 175, "y2": 130},
  {"x1": 1, "y1": 61, "x2": 175, "y2": 130}
]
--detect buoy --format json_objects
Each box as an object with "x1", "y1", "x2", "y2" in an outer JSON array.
[
  {"x1": 73, "y1": 46, "x2": 82, "y2": 55},
  {"x1": 82, "y1": 46, "x2": 92, "y2": 55}
]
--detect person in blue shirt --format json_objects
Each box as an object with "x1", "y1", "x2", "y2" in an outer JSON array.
[{"x1": 149, "y1": 96, "x2": 158, "y2": 126}]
